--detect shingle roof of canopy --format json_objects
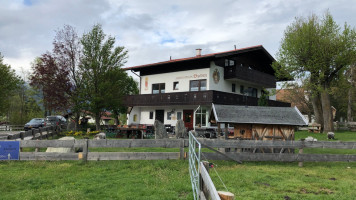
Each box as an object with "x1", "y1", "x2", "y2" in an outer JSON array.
[{"x1": 211, "y1": 104, "x2": 308, "y2": 126}]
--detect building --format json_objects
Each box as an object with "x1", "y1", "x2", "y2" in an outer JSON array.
[
  {"x1": 124, "y1": 45, "x2": 290, "y2": 130},
  {"x1": 210, "y1": 104, "x2": 307, "y2": 142}
]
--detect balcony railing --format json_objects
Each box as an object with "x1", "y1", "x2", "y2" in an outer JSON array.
[
  {"x1": 224, "y1": 66, "x2": 276, "y2": 88},
  {"x1": 124, "y1": 90, "x2": 290, "y2": 107}
]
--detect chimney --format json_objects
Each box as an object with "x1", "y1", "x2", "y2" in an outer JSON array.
[{"x1": 196, "y1": 48, "x2": 202, "y2": 57}]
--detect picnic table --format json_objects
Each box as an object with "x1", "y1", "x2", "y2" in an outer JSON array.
[{"x1": 117, "y1": 127, "x2": 146, "y2": 139}]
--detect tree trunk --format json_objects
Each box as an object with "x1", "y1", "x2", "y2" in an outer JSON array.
[
  {"x1": 114, "y1": 116, "x2": 119, "y2": 126},
  {"x1": 347, "y1": 88, "x2": 352, "y2": 122},
  {"x1": 74, "y1": 112, "x2": 80, "y2": 131},
  {"x1": 311, "y1": 92, "x2": 324, "y2": 127},
  {"x1": 95, "y1": 112, "x2": 101, "y2": 131},
  {"x1": 320, "y1": 89, "x2": 334, "y2": 132}
]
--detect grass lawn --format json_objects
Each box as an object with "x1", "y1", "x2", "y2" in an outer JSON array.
[{"x1": 1, "y1": 130, "x2": 355, "y2": 199}]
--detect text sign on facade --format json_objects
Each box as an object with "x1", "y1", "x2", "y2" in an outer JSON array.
[{"x1": 0, "y1": 141, "x2": 20, "y2": 160}]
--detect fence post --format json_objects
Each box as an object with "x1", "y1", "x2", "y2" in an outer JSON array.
[
  {"x1": 218, "y1": 191, "x2": 235, "y2": 200},
  {"x1": 180, "y1": 139, "x2": 185, "y2": 160},
  {"x1": 298, "y1": 140, "x2": 304, "y2": 167},
  {"x1": 39, "y1": 128, "x2": 43, "y2": 140},
  {"x1": 31, "y1": 129, "x2": 35, "y2": 139},
  {"x1": 298, "y1": 148, "x2": 304, "y2": 167},
  {"x1": 20, "y1": 131, "x2": 24, "y2": 140},
  {"x1": 83, "y1": 139, "x2": 88, "y2": 162}
]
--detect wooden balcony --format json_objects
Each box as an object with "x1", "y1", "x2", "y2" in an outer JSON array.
[
  {"x1": 224, "y1": 66, "x2": 276, "y2": 88},
  {"x1": 124, "y1": 90, "x2": 290, "y2": 107}
]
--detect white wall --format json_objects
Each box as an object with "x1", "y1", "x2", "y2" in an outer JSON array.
[
  {"x1": 140, "y1": 68, "x2": 210, "y2": 94},
  {"x1": 127, "y1": 105, "x2": 212, "y2": 127},
  {"x1": 127, "y1": 107, "x2": 141, "y2": 125}
]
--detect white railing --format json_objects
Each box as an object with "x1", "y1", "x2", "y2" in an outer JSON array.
[{"x1": 189, "y1": 131, "x2": 201, "y2": 200}]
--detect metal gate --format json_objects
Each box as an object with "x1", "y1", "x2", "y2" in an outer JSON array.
[{"x1": 189, "y1": 131, "x2": 201, "y2": 200}]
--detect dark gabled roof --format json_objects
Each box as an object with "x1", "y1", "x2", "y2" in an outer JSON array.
[
  {"x1": 211, "y1": 104, "x2": 308, "y2": 126},
  {"x1": 124, "y1": 45, "x2": 274, "y2": 71}
]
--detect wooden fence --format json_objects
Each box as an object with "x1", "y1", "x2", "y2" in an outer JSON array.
[
  {"x1": 0, "y1": 125, "x2": 24, "y2": 131},
  {"x1": 3, "y1": 125, "x2": 63, "y2": 141},
  {"x1": 198, "y1": 139, "x2": 356, "y2": 162},
  {"x1": 10, "y1": 139, "x2": 356, "y2": 162}
]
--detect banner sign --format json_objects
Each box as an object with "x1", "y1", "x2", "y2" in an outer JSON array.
[{"x1": 0, "y1": 141, "x2": 20, "y2": 160}]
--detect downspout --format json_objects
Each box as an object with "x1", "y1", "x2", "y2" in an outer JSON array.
[{"x1": 131, "y1": 70, "x2": 141, "y2": 94}]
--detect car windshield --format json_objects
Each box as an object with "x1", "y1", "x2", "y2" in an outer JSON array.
[{"x1": 29, "y1": 119, "x2": 43, "y2": 123}]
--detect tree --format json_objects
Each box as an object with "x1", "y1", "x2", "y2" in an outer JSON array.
[
  {"x1": 257, "y1": 89, "x2": 269, "y2": 107},
  {"x1": 346, "y1": 64, "x2": 356, "y2": 121},
  {"x1": 277, "y1": 82, "x2": 313, "y2": 122},
  {"x1": 80, "y1": 24, "x2": 128, "y2": 130},
  {"x1": 109, "y1": 75, "x2": 139, "y2": 125},
  {"x1": 273, "y1": 12, "x2": 356, "y2": 132},
  {"x1": 53, "y1": 25, "x2": 83, "y2": 130},
  {"x1": 30, "y1": 54, "x2": 71, "y2": 115},
  {"x1": 0, "y1": 53, "x2": 21, "y2": 118},
  {"x1": 330, "y1": 64, "x2": 356, "y2": 122}
]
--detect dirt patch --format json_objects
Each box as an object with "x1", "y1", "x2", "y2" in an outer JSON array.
[{"x1": 300, "y1": 187, "x2": 334, "y2": 195}]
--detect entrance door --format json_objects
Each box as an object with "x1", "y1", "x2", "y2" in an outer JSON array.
[
  {"x1": 155, "y1": 110, "x2": 164, "y2": 123},
  {"x1": 183, "y1": 110, "x2": 193, "y2": 130}
]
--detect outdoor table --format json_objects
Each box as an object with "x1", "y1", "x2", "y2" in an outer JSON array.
[{"x1": 117, "y1": 127, "x2": 146, "y2": 139}]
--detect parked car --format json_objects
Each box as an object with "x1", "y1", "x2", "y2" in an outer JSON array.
[
  {"x1": 24, "y1": 118, "x2": 45, "y2": 131},
  {"x1": 45, "y1": 116, "x2": 67, "y2": 127}
]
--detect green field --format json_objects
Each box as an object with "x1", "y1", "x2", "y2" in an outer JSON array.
[{"x1": 1, "y1": 131, "x2": 355, "y2": 200}]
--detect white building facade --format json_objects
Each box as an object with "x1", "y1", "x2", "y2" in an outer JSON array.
[{"x1": 125, "y1": 45, "x2": 289, "y2": 130}]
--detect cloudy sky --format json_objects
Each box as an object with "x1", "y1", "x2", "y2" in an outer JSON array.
[{"x1": 1, "y1": 0, "x2": 356, "y2": 76}]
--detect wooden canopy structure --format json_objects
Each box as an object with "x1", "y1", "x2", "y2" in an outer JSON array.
[{"x1": 210, "y1": 104, "x2": 308, "y2": 141}]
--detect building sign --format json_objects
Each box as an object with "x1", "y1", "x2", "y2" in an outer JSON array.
[
  {"x1": 212, "y1": 69, "x2": 220, "y2": 84},
  {"x1": 176, "y1": 73, "x2": 207, "y2": 80},
  {"x1": 0, "y1": 141, "x2": 20, "y2": 160}
]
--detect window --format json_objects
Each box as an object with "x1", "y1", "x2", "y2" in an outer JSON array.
[
  {"x1": 195, "y1": 107, "x2": 207, "y2": 127},
  {"x1": 240, "y1": 85, "x2": 244, "y2": 94},
  {"x1": 152, "y1": 83, "x2": 165, "y2": 94},
  {"x1": 173, "y1": 82, "x2": 179, "y2": 90},
  {"x1": 232, "y1": 83, "x2": 236, "y2": 93},
  {"x1": 190, "y1": 79, "x2": 207, "y2": 91},
  {"x1": 133, "y1": 114, "x2": 137, "y2": 122},
  {"x1": 247, "y1": 87, "x2": 258, "y2": 97},
  {"x1": 177, "y1": 112, "x2": 182, "y2": 120},
  {"x1": 225, "y1": 59, "x2": 235, "y2": 67},
  {"x1": 149, "y1": 111, "x2": 154, "y2": 119},
  {"x1": 167, "y1": 111, "x2": 173, "y2": 120}
]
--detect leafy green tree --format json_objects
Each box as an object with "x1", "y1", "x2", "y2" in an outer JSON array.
[
  {"x1": 257, "y1": 89, "x2": 269, "y2": 107},
  {"x1": 80, "y1": 24, "x2": 128, "y2": 130},
  {"x1": 109, "y1": 75, "x2": 139, "y2": 125},
  {"x1": 273, "y1": 12, "x2": 356, "y2": 132},
  {"x1": 0, "y1": 53, "x2": 21, "y2": 118}
]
